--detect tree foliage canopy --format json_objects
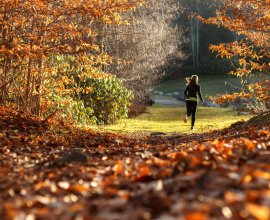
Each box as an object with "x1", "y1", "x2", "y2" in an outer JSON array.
[
  {"x1": 0, "y1": 0, "x2": 144, "y2": 117},
  {"x1": 199, "y1": 0, "x2": 270, "y2": 111}
]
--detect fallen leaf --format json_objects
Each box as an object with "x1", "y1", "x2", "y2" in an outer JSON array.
[{"x1": 246, "y1": 203, "x2": 270, "y2": 220}]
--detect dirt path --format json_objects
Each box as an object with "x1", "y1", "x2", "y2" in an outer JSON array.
[
  {"x1": 154, "y1": 97, "x2": 185, "y2": 105},
  {"x1": 153, "y1": 96, "x2": 186, "y2": 106}
]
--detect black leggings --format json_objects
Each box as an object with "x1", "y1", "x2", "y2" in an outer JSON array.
[{"x1": 186, "y1": 100, "x2": 197, "y2": 128}]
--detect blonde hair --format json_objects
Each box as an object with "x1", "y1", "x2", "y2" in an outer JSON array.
[{"x1": 186, "y1": 75, "x2": 198, "y2": 86}]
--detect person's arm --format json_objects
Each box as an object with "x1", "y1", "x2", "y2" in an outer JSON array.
[
  {"x1": 198, "y1": 85, "x2": 203, "y2": 102},
  {"x1": 184, "y1": 86, "x2": 189, "y2": 98}
]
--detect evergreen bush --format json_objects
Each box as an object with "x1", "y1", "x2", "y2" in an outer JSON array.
[{"x1": 81, "y1": 76, "x2": 133, "y2": 125}]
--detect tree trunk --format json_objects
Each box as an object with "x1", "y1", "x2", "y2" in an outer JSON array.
[
  {"x1": 24, "y1": 57, "x2": 32, "y2": 111},
  {"x1": 1, "y1": 58, "x2": 8, "y2": 105},
  {"x1": 195, "y1": 0, "x2": 200, "y2": 67},
  {"x1": 24, "y1": 17, "x2": 35, "y2": 111},
  {"x1": 33, "y1": 58, "x2": 43, "y2": 116},
  {"x1": 190, "y1": 17, "x2": 196, "y2": 68},
  {"x1": 0, "y1": 12, "x2": 8, "y2": 104}
]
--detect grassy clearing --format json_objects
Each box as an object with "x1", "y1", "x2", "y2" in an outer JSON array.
[
  {"x1": 155, "y1": 74, "x2": 241, "y2": 96},
  {"x1": 90, "y1": 104, "x2": 251, "y2": 134}
]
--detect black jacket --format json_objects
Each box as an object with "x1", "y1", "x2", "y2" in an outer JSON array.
[{"x1": 184, "y1": 84, "x2": 203, "y2": 102}]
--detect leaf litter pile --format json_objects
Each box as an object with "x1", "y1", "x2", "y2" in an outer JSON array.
[{"x1": 0, "y1": 106, "x2": 269, "y2": 220}]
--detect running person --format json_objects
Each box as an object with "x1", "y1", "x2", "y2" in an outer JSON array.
[{"x1": 183, "y1": 75, "x2": 203, "y2": 130}]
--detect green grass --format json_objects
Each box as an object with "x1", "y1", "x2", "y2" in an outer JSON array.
[
  {"x1": 87, "y1": 74, "x2": 257, "y2": 134},
  {"x1": 155, "y1": 74, "x2": 268, "y2": 97},
  {"x1": 155, "y1": 74, "x2": 241, "y2": 96},
  {"x1": 89, "y1": 104, "x2": 251, "y2": 134}
]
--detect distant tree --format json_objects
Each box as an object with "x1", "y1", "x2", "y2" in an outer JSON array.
[
  {"x1": 178, "y1": 0, "x2": 234, "y2": 76},
  {"x1": 97, "y1": 0, "x2": 185, "y2": 114}
]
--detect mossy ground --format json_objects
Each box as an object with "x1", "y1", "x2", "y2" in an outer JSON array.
[{"x1": 91, "y1": 104, "x2": 251, "y2": 133}]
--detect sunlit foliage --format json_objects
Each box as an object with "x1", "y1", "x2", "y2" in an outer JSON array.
[
  {"x1": 0, "y1": 0, "x2": 144, "y2": 117},
  {"x1": 199, "y1": 0, "x2": 270, "y2": 111}
]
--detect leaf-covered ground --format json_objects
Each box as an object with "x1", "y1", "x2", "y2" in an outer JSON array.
[{"x1": 0, "y1": 106, "x2": 269, "y2": 220}]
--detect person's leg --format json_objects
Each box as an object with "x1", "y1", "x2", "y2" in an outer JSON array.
[
  {"x1": 184, "y1": 101, "x2": 192, "y2": 123},
  {"x1": 186, "y1": 101, "x2": 192, "y2": 117},
  {"x1": 191, "y1": 102, "x2": 197, "y2": 129}
]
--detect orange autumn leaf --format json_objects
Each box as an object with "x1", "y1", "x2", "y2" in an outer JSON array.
[
  {"x1": 133, "y1": 164, "x2": 152, "y2": 181},
  {"x1": 113, "y1": 161, "x2": 124, "y2": 175},
  {"x1": 245, "y1": 140, "x2": 255, "y2": 150},
  {"x1": 252, "y1": 170, "x2": 270, "y2": 180},
  {"x1": 246, "y1": 203, "x2": 270, "y2": 220},
  {"x1": 185, "y1": 212, "x2": 209, "y2": 220},
  {"x1": 68, "y1": 184, "x2": 89, "y2": 193}
]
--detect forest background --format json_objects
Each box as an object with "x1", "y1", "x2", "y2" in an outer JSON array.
[{"x1": 0, "y1": 0, "x2": 269, "y2": 126}]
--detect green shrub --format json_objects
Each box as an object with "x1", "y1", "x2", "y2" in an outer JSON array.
[
  {"x1": 43, "y1": 94, "x2": 95, "y2": 125},
  {"x1": 45, "y1": 55, "x2": 132, "y2": 125},
  {"x1": 81, "y1": 76, "x2": 133, "y2": 125}
]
